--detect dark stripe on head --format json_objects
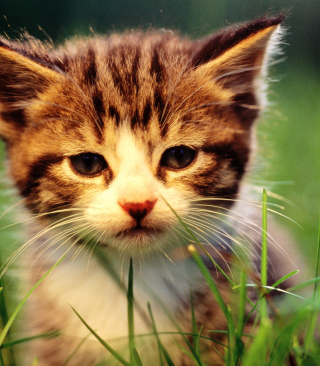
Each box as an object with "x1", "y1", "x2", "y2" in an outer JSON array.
[
  {"x1": 154, "y1": 87, "x2": 168, "y2": 136},
  {"x1": 109, "y1": 59, "x2": 126, "y2": 96},
  {"x1": 20, "y1": 154, "x2": 64, "y2": 198},
  {"x1": 131, "y1": 110, "x2": 139, "y2": 129},
  {"x1": 84, "y1": 47, "x2": 97, "y2": 86},
  {"x1": 131, "y1": 100, "x2": 152, "y2": 129},
  {"x1": 92, "y1": 89, "x2": 105, "y2": 129},
  {"x1": 109, "y1": 105, "x2": 121, "y2": 126},
  {"x1": 142, "y1": 100, "x2": 152, "y2": 127},
  {"x1": 131, "y1": 49, "x2": 140, "y2": 94},
  {"x1": 150, "y1": 49, "x2": 164, "y2": 83},
  {"x1": 154, "y1": 87, "x2": 166, "y2": 114}
]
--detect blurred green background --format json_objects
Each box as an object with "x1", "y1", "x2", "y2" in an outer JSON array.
[{"x1": 0, "y1": 0, "x2": 319, "y2": 262}]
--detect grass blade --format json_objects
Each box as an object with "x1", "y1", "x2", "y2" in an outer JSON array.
[
  {"x1": 190, "y1": 290, "x2": 199, "y2": 356},
  {"x1": 176, "y1": 342, "x2": 200, "y2": 364},
  {"x1": 71, "y1": 306, "x2": 130, "y2": 366},
  {"x1": 188, "y1": 244, "x2": 234, "y2": 363},
  {"x1": 305, "y1": 209, "x2": 320, "y2": 352},
  {"x1": 235, "y1": 268, "x2": 247, "y2": 363},
  {"x1": 270, "y1": 270, "x2": 299, "y2": 290},
  {"x1": 242, "y1": 318, "x2": 272, "y2": 366},
  {"x1": 260, "y1": 189, "x2": 268, "y2": 321},
  {"x1": 188, "y1": 245, "x2": 232, "y2": 327},
  {"x1": 133, "y1": 348, "x2": 143, "y2": 366},
  {"x1": 289, "y1": 276, "x2": 320, "y2": 293},
  {"x1": 0, "y1": 348, "x2": 4, "y2": 366},
  {"x1": 62, "y1": 333, "x2": 91, "y2": 365},
  {"x1": 160, "y1": 346, "x2": 175, "y2": 366},
  {"x1": 0, "y1": 256, "x2": 64, "y2": 347},
  {"x1": 1, "y1": 330, "x2": 60, "y2": 349},
  {"x1": 128, "y1": 258, "x2": 135, "y2": 365},
  {"x1": 195, "y1": 326, "x2": 204, "y2": 362},
  {"x1": 0, "y1": 253, "x2": 16, "y2": 366},
  {"x1": 147, "y1": 302, "x2": 164, "y2": 366}
]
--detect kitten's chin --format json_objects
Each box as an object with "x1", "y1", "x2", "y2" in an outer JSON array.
[{"x1": 99, "y1": 226, "x2": 172, "y2": 254}]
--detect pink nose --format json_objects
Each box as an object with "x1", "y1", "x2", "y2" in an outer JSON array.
[{"x1": 118, "y1": 199, "x2": 157, "y2": 223}]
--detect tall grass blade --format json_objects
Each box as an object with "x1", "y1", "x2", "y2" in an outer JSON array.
[
  {"x1": 0, "y1": 256, "x2": 64, "y2": 347},
  {"x1": 269, "y1": 310, "x2": 309, "y2": 365},
  {"x1": 133, "y1": 348, "x2": 143, "y2": 366},
  {"x1": 195, "y1": 326, "x2": 204, "y2": 363},
  {"x1": 147, "y1": 303, "x2": 164, "y2": 366},
  {"x1": 270, "y1": 270, "x2": 299, "y2": 290},
  {"x1": 0, "y1": 349, "x2": 4, "y2": 366},
  {"x1": 175, "y1": 343, "x2": 200, "y2": 364},
  {"x1": 242, "y1": 318, "x2": 272, "y2": 366},
  {"x1": 289, "y1": 276, "x2": 320, "y2": 293},
  {"x1": 71, "y1": 306, "x2": 130, "y2": 366},
  {"x1": 190, "y1": 290, "x2": 199, "y2": 357},
  {"x1": 1, "y1": 330, "x2": 60, "y2": 349},
  {"x1": 62, "y1": 333, "x2": 91, "y2": 365},
  {"x1": 160, "y1": 347, "x2": 175, "y2": 366},
  {"x1": 304, "y1": 209, "x2": 320, "y2": 353},
  {"x1": 0, "y1": 253, "x2": 15, "y2": 366},
  {"x1": 188, "y1": 244, "x2": 234, "y2": 364},
  {"x1": 260, "y1": 189, "x2": 268, "y2": 321},
  {"x1": 90, "y1": 244, "x2": 148, "y2": 328},
  {"x1": 235, "y1": 268, "x2": 247, "y2": 362},
  {"x1": 128, "y1": 258, "x2": 135, "y2": 365},
  {"x1": 0, "y1": 256, "x2": 9, "y2": 331},
  {"x1": 190, "y1": 290, "x2": 203, "y2": 362},
  {"x1": 188, "y1": 245, "x2": 232, "y2": 328}
]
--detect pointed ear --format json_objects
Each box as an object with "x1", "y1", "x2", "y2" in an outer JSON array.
[
  {"x1": 0, "y1": 39, "x2": 65, "y2": 142},
  {"x1": 192, "y1": 15, "x2": 285, "y2": 124}
]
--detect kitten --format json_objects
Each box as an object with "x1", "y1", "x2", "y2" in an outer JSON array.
[{"x1": 0, "y1": 14, "x2": 295, "y2": 365}]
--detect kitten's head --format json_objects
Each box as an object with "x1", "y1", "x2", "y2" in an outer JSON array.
[{"x1": 0, "y1": 16, "x2": 284, "y2": 255}]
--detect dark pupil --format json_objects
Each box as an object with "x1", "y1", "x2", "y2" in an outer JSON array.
[
  {"x1": 161, "y1": 146, "x2": 196, "y2": 169},
  {"x1": 71, "y1": 153, "x2": 107, "y2": 175}
]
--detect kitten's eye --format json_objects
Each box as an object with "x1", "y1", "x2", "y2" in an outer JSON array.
[
  {"x1": 70, "y1": 153, "x2": 107, "y2": 176},
  {"x1": 161, "y1": 146, "x2": 196, "y2": 170}
]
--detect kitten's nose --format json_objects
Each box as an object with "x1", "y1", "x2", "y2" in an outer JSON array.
[{"x1": 118, "y1": 199, "x2": 157, "y2": 223}]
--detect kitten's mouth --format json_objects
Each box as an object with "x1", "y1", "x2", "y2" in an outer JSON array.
[{"x1": 115, "y1": 225, "x2": 163, "y2": 240}]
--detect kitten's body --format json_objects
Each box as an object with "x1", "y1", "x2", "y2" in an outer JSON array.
[{"x1": 0, "y1": 15, "x2": 296, "y2": 365}]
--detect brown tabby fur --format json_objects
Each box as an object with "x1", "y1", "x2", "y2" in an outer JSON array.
[{"x1": 0, "y1": 14, "x2": 297, "y2": 366}]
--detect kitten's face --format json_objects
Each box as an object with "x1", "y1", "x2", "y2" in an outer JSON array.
[{"x1": 0, "y1": 18, "x2": 283, "y2": 254}]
